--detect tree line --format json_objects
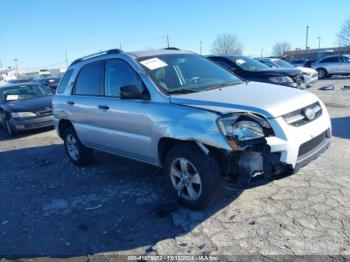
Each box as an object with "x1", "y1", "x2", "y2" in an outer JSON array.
[{"x1": 211, "y1": 16, "x2": 350, "y2": 57}]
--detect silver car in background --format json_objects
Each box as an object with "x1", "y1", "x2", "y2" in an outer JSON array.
[{"x1": 312, "y1": 54, "x2": 350, "y2": 78}]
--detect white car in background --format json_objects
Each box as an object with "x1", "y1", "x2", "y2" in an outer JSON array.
[
  {"x1": 0, "y1": 75, "x2": 7, "y2": 87},
  {"x1": 258, "y1": 58, "x2": 318, "y2": 87}
]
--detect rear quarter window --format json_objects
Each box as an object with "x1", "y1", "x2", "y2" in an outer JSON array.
[{"x1": 57, "y1": 69, "x2": 74, "y2": 94}]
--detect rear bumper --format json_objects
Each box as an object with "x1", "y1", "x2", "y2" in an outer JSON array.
[{"x1": 10, "y1": 115, "x2": 53, "y2": 131}]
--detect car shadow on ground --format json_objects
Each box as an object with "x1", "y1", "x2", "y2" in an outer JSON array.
[
  {"x1": 0, "y1": 126, "x2": 55, "y2": 141},
  {"x1": 331, "y1": 116, "x2": 350, "y2": 139},
  {"x1": 0, "y1": 143, "x2": 288, "y2": 259}
]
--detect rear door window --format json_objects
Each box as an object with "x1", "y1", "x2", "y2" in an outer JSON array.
[
  {"x1": 320, "y1": 57, "x2": 339, "y2": 63},
  {"x1": 74, "y1": 61, "x2": 104, "y2": 96},
  {"x1": 341, "y1": 56, "x2": 350, "y2": 62},
  {"x1": 57, "y1": 69, "x2": 73, "y2": 94}
]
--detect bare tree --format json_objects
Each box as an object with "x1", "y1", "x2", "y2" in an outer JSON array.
[
  {"x1": 337, "y1": 17, "x2": 350, "y2": 47},
  {"x1": 272, "y1": 42, "x2": 291, "y2": 57},
  {"x1": 211, "y1": 33, "x2": 243, "y2": 55}
]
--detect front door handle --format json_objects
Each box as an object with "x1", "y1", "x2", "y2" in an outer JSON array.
[
  {"x1": 98, "y1": 105, "x2": 109, "y2": 110},
  {"x1": 67, "y1": 101, "x2": 75, "y2": 105}
]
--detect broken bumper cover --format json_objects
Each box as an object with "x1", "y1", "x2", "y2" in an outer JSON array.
[{"x1": 265, "y1": 128, "x2": 331, "y2": 176}]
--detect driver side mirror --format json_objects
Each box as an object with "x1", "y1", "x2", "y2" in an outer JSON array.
[{"x1": 120, "y1": 84, "x2": 149, "y2": 100}]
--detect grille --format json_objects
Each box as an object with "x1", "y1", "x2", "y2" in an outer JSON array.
[
  {"x1": 298, "y1": 130, "x2": 328, "y2": 158},
  {"x1": 283, "y1": 102, "x2": 322, "y2": 127},
  {"x1": 36, "y1": 109, "x2": 52, "y2": 117}
]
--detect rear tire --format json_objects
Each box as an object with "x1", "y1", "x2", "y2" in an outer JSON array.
[
  {"x1": 63, "y1": 127, "x2": 93, "y2": 166},
  {"x1": 317, "y1": 68, "x2": 328, "y2": 79},
  {"x1": 163, "y1": 143, "x2": 222, "y2": 210}
]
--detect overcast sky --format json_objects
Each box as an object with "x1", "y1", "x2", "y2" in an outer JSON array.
[{"x1": 1, "y1": 0, "x2": 349, "y2": 70}]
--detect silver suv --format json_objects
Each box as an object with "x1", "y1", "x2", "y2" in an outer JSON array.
[
  {"x1": 312, "y1": 54, "x2": 350, "y2": 78},
  {"x1": 53, "y1": 48, "x2": 331, "y2": 209}
]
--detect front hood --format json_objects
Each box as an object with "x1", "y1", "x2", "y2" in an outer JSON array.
[
  {"x1": 250, "y1": 68, "x2": 301, "y2": 77},
  {"x1": 169, "y1": 82, "x2": 318, "y2": 118},
  {"x1": 5, "y1": 96, "x2": 52, "y2": 112}
]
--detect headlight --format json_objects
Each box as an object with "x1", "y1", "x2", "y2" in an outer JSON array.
[
  {"x1": 218, "y1": 114, "x2": 267, "y2": 142},
  {"x1": 11, "y1": 112, "x2": 37, "y2": 118},
  {"x1": 269, "y1": 76, "x2": 293, "y2": 84}
]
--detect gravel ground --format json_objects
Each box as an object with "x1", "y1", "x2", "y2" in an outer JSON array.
[{"x1": 0, "y1": 78, "x2": 349, "y2": 260}]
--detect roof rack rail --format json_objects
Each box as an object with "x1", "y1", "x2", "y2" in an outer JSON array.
[
  {"x1": 163, "y1": 47, "x2": 180, "y2": 50},
  {"x1": 70, "y1": 49, "x2": 123, "y2": 66}
]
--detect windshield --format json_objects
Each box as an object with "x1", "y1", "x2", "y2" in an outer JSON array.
[
  {"x1": 259, "y1": 60, "x2": 277, "y2": 68},
  {"x1": 138, "y1": 54, "x2": 241, "y2": 94},
  {"x1": 1, "y1": 84, "x2": 53, "y2": 102},
  {"x1": 273, "y1": 59, "x2": 296, "y2": 68},
  {"x1": 231, "y1": 57, "x2": 269, "y2": 71}
]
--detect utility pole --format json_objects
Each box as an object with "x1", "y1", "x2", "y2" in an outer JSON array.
[
  {"x1": 14, "y1": 58, "x2": 18, "y2": 76},
  {"x1": 166, "y1": 34, "x2": 170, "y2": 48},
  {"x1": 260, "y1": 49, "x2": 264, "y2": 58},
  {"x1": 317, "y1": 36, "x2": 321, "y2": 49},
  {"x1": 200, "y1": 41, "x2": 203, "y2": 55},
  {"x1": 305, "y1": 25, "x2": 309, "y2": 50},
  {"x1": 65, "y1": 50, "x2": 68, "y2": 67}
]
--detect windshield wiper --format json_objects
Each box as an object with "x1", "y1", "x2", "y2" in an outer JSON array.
[
  {"x1": 165, "y1": 88, "x2": 199, "y2": 95},
  {"x1": 204, "y1": 81, "x2": 242, "y2": 91}
]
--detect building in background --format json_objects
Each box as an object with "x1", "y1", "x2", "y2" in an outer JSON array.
[
  {"x1": 24, "y1": 68, "x2": 66, "y2": 79},
  {"x1": 284, "y1": 46, "x2": 350, "y2": 61}
]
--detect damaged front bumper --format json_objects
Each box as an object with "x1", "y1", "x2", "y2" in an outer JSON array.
[{"x1": 217, "y1": 127, "x2": 331, "y2": 183}]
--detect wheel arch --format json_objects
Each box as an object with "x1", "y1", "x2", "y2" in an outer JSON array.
[
  {"x1": 157, "y1": 137, "x2": 224, "y2": 168},
  {"x1": 316, "y1": 67, "x2": 328, "y2": 73},
  {"x1": 57, "y1": 119, "x2": 74, "y2": 139}
]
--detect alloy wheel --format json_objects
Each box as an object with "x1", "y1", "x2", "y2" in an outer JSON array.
[
  {"x1": 66, "y1": 134, "x2": 79, "y2": 161},
  {"x1": 170, "y1": 158, "x2": 202, "y2": 201}
]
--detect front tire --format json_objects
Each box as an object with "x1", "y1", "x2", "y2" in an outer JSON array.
[
  {"x1": 5, "y1": 118, "x2": 17, "y2": 136},
  {"x1": 317, "y1": 68, "x2": 327, "y2": 79},
  {"x1": 164, "y1": 144, "x2": 222, "y2": 210},
  {"x1": 64, "y1": 127, "x2": 93, "y2": 166}
]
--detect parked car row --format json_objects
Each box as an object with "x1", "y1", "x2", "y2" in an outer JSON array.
[
  {"x1": 256, "y1": 58, "x2": 319, "y2": 87},
  {"x1": 49, "y1": 48, "x2": 331, "y2": 209},
  {"x1": 288, "y1": 54, "x2": 350, "y2": 79},
  {"x1": 208, "y1": 55, "x2": 308, "y2": 88}
]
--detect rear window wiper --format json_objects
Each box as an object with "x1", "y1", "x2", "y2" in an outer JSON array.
[{"x1": 165, "y1": 88, "x2": 199, "y2": 95}]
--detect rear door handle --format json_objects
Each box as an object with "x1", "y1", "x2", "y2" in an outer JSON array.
[
  {"x1": 98, "y1": 105, "x2": 109, "y2": 110},
  {"x1": 67, "y1": 101, "x2": 75, "y2": 105}
]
